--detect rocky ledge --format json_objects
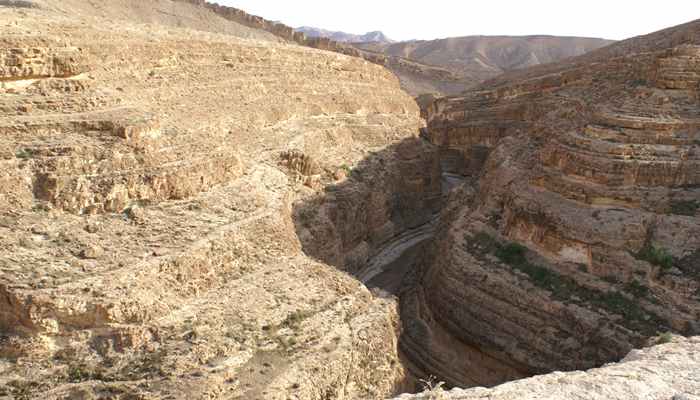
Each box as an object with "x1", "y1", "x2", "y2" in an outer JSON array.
[
  {"x1": 394, "y1": 336, "x2": 700, "y2": 400},
  {"x1": 0, "y1": 2, "x2": 422, "y2": 398}
]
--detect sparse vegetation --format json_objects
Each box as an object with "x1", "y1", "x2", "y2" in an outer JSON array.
[
  {"x1": 636, "y1": 245, "x2": 674, "y2": 270},
  {"x1": 66, "y1": 363, "x2": 109, "y2": 383},
  {"x1": 282, "y1": 309, "x2": 312, "y2": 329},
  {"x1": 494, "y1": 242, "x2": 571, "y2": 294},
  {"x1": 657, "y1": 332, "x2": 673, "y2": 344},
  {"x1": 15, "y1": 148, "x2": 33, "y2": 159},
  {"x1": 6, "y1": 380, "x2": 34, "y2": 400},
  {"x1": 669, "y1": 200, "x2": 699, "y2": 216},
  {"x1": 420, "y1": 376, "x2": 446, "y2": 399},
  {"x1": 625, "y1": 280, "x2": 651, "y2": 299},
  {"x1": 469, "y1": 233, "x2": 665, "y2": 335}
]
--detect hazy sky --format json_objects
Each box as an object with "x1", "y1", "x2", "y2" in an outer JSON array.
[{"x1": 220, "y1": 1, "x2": 700, "y2": 41}]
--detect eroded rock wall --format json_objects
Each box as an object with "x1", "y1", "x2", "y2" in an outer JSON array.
[
  {"x1": 406, "y1": 21, "x2": 700, "y2": 388},
  {"x1": 0, "y1": 2, "x2": 422, "y2": 399},
  {"x1": 394, "y1": 336, "x2": 700, "y2": 400},
  {"x1": 294, "y1": 138, "x2": 442, "y2": 277}
]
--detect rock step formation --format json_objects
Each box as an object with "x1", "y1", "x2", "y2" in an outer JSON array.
[
  {"x1": 403, "y1": 19, "x2": 700, "y2": 389},
  {"x1": 0, "y1": 2, "x2": 425, "y2": 398}
]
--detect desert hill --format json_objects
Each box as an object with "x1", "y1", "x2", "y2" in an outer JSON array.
[
  {"x1": 296, "y1": 26, "x2": 393, "y2": 43},
  {"x1": 357, "y1": 35, "x2": 613, "y2": 95}
]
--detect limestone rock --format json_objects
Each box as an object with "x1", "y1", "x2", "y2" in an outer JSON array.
[
  {"x1": 393, "y1": 337, "x2": 700, "y2": 400},
  {"x1": 80, "y1": 244, "x2": 104, "y2": 259},
  {"x1": 0, "y1": 1, "x2": 419, "y2": 398},
  {"x1": 401, "y1": 18, "x2": 700, "y2": 389}
]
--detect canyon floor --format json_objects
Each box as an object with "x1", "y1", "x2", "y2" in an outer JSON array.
[{"x1": 0, "y1": 1, "x2": 699, "y2": 400}]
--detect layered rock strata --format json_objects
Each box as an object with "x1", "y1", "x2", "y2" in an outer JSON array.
[
  {"x1": 394, "y1": 336, "x2": 700, "y2": 400},
  {"x1": 402, "y1": 19, "x2": 700, "y2": 388},
  {"x1": 0, "y1": 2, "x2": 424, "y2": 398},
  {"x1": 293, "y1": 138, "x2": 442, "y2": 279}
]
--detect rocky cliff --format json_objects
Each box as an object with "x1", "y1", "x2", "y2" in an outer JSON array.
[
  {"x1": 2, "y1": 1, "x2": 700, "y2": 399},
  {"x1": 401, "y1": 18, "x2": 700, "y2": 388},
  {"x1": 0, "y1": 1, "x2": 424, "y2": 398},
  {"x1": 394, "y1": 336, "x2": 700, "y2": 400}
]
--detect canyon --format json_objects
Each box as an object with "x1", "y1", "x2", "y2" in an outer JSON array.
[{"x1": 0, "y1": 1, "x2": 698, "y2": 400}]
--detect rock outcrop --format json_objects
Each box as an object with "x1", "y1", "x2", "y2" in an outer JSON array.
[
  {"x1": 394, "y1": 336, "x2": 700, "y2": 400},
  {"x1": 401, "y1": 19, "x2": 700, "y2": 388},
  {"x1": 3, "y1": 1, "x2": 700, "y2": 399},
  {"x1": 0, "y1": 1, "x2": 423, "y2": 398}
]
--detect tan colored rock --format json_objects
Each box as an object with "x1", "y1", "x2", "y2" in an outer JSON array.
[
  {"x1": 0, "y1": 1, "x2": 420, "y2": 399},
  {"x1": 80, "y1": 244, "x2": 104, "y2": 259},
  {"x1": 402, "y1": 18, "x2": 700, "y2": 389},
  {"x1": 393, "y1": 336, "x2": 700, "y2": 400}
]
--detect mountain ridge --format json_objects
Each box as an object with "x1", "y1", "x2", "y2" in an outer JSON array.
[
  {"x1": 356, "y1": 35, "x2": 614, "y2": 96},
  {"x1": 295, "y1": 26, "x2": 393, "y2": 43}
]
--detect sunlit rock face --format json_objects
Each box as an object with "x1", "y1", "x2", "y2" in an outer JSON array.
[
  {"x1": 0, "y1": 1, "x2": 424, "y2": 398},
  {"x1": 404, "y1": 19, "x2": 700, "y2": 387}
]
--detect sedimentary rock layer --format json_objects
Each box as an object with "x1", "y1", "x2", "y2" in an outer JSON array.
[
  {"x1": 394, "y1": 336, "x2": 700, "y2": 400},
  {"x1": 403, "y1": 19, "x2": 700, "y2": 388},
  {"x1": 0, "y1": 2, "x2": 423, "y2": 398}
]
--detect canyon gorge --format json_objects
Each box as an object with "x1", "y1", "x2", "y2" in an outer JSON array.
[{"x1": 0, "y1": 1, "x2": 699, "y2": 399}]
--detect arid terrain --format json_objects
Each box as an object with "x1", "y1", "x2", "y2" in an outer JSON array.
[
  {"x1": 0, "y1": 1, "x2": 699, "y2": 400},
  {"x1": 356, "y1": 36, "x2": 613, "y2": 96},
  {"x1": 295, "y1": 27, "x2": 392, "y2": 44}
]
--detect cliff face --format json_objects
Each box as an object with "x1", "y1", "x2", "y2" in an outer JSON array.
[
  {"x1": 403, "y1": 19, "x2": 700, "y2": 387},
  {"x1": 3, "y1": 1, "x2": 700, "y2": 398},
  {"x1": 0, "y1": 1, "x2": 422, "y2": 398},
  {"x1": 394, "y1": 336, "x2": 700, "y2": 400}
]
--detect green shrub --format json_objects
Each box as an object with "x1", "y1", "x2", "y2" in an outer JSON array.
[
  {"x1": 657, "y1": 332, "x2": 673, "y2": 344},
  {"x1": 490, "y1": 238, "x2": 663, "y2": 335},
  {"x1": 596, "y1": 291, "x2": 647, "y2": 322},
  {"x1": 625, "y1": 280, "x2": 650, "y2": 299},
  {"x1": 495, "y1": 243, "x2": 527, "y2": 265},
  {"x1": 669, "y1": 200, "x2": 699, "y2": 216},
  {"x1": 15, "y1": 148, "x2": 33, "y2": 159},
  {"x1": 636, "y1": 245, "x2": 674, "y2": 270},
  {"x1": 495, "y1": 242, "x2": 568, "y2": 294}
]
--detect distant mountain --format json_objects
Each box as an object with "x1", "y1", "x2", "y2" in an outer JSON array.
[
  {"x1": 356, "y1": 35, "x2": 614, "y2": 96},
  {"x1": 295, "y1": 26, "x2": 392, "y2": 43}
]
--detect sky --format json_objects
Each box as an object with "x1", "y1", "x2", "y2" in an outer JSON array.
[{"x1": 220, "y1": 1, "x2": 700, "y2": 42}]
